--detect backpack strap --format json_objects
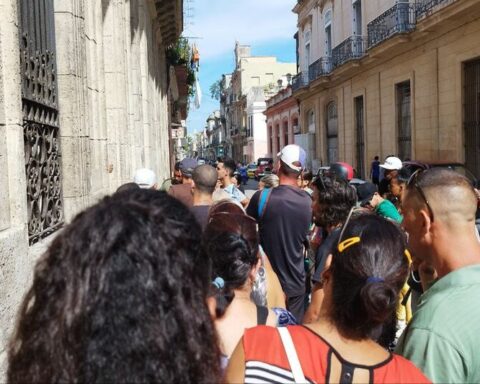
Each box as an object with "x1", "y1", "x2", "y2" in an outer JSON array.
[
  {"x1": 256, "y1": 305, "x2": 269, "y2": 325},
  {"x1": 277, "y1": 327, "x2": 306, "y2": 383},
  {"x1": 257, "y1": 188, "x2": 273, "y2": 219}
]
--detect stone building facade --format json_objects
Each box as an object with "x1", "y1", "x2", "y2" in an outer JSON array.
[
  {"x1": 293, "y1": 0, "x2": 480, "y2": 179},
  {"x1": 265, "y1": 85, "x2": 301, "y2": 163},
  {"x1": 221, "y1": 43, "x2": 296, "y2": 163},
  {"x1": 0, "y1": 0, "x2": 183, "y2": 376}
]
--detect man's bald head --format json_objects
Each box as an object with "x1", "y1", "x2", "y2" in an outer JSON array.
[
  {"x1": 193, "y1": 164, "x2": 218, "y2": 195},
  {"x1": 405, "y1": 168, "x2": 477, "y2": 229}
]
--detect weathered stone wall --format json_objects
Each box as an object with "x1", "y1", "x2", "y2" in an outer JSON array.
[{"x1": 0, "y1": 0, "x2": 173, "y2": 378}]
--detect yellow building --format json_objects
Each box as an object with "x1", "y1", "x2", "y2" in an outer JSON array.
[{"x1": 293, "y1": 0, "x2": 480, "y2": 179}]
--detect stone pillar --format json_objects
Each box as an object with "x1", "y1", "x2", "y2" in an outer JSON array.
[
  {"x1": 54, "y1": 0, "x2": 92, "y2": 220},
  {"x1": 85, "y1": 0, "x2": 109, "y2": 200},
  {"x1": 103, "y1": 0, "x2": 128, "y2": 190},
  {"x1": 0, "y1": 0, "x2": 29, "y2": 378}
]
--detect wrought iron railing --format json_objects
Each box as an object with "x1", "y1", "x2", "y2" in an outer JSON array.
[
  {"x1": 309, "y1": 57, "x2": 332, "y2": 82},
  {"x1": 332, "y1": 35, "x2": 368, "y2": 68},
  {"x1": 415, "y1": 0, "x2": 457, "y2": 19},
  {"x1": 292, "y1": 72, "x2": 309, "y2": 92},
  {"x1": 367, "y1": 2, "x2": 416, "y2": 49}
]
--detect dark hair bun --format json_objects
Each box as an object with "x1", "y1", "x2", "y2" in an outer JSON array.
[{"x1": 359, "y1": 281, "x2": 397, "y2": 324}]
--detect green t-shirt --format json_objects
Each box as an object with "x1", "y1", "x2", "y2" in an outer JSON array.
[
  {"x1": 375, "y1": 199, "x2": 402, "y2": 223},
  {"x1": 396, "y1": 264, "x2": 480, "y2": 383}
]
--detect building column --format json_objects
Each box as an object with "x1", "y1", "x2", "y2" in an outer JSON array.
[{"x1": 55, "y1": 0, "x2": 92, "y2": 220}]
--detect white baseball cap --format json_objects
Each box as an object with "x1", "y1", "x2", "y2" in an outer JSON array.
[
  {"x1": 277, "y1": 144, "x2": 307, "y2": 172},
  {"x1": 379, "y1": 156, "x2": 402, "y2": 170},
  {"x1": 133, "y1": 168, "x2": 157, "y2": 189}
]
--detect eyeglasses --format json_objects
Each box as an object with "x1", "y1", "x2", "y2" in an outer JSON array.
[
  {"x1": 337, "y1": 206, "x2": 355, "y2": 247},
  {"x1": 407, "y1": 169, "x2": 434, "y2": 222},
  {"x1": 313, "y1": 174, "x2": 327, "y2": 192}
]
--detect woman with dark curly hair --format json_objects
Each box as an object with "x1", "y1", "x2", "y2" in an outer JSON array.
[
  {"x1": 304, "y1": 175, "x2": 357, "y2": 323},
  {"x1": 203, "y1": 210, "x2": 296, "y2": 370},
  {"x1": 7, "y1": 190, "x2": 220, "y2": 383},
  {"x1": 226, "y1": 215, "x2": 430, "y2": 384}
]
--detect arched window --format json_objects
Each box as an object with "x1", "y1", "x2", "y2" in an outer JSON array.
[
  {"x1": 268, "y1": 125, "x2": 273, "y2": 155},
  {"x1": 283, "y1": 120, "x2": 289, "y2": 146},
  {"x1": 308, "y1": 110, "x2": 315, "y2": 133},
  {"x1": 326, "y1": 102, "x2": 338, "y2": 164},
  {"x1": 276, "y1": 124, "x2": 281, "y2": 152}
]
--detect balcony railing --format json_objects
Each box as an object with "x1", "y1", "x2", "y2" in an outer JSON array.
[
  {"x1": 367, "y1": 2, "x2": 416, "y2": 49},
  {"x1": 415, "y1": 0, "x2": 457, "y2": 19},
  {"x1": 309, "y1": 57, "x2": 332, "y2": 82},
  {"x1": 332, "y1": 35, "x2": 367, "y2": 68},
  {"x1": 292, "y1": 72, "x2": 309, "y2": 92}
]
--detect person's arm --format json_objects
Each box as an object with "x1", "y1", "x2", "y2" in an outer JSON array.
[
  {"x1": 303, "y1": 283, "x2": 324, "y2": 324},
  {"x1": 240, "y1": 197, "x2": 250, "y2": 208},
  {"x1": 224, "y1": 338, "x2": 246, "y2": 384},
  {"x1": 262, "y1": 250, "x2": 286, "y2": 308},
  {"x1": 396, "y1": 327, "x2": 467, "y2": 383}
]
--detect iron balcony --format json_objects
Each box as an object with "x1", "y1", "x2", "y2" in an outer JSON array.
[
  {"x1": 367, "y1": 2, "x2": 416, "y2": 49},
  {"x1": 416, "y1": 0, "x2": 457, "y2": 19},
  {"x1": 332, "y1": 35, "x2": 368, "y2": 68},
  {"x1": 292, "y1": 72, "x2": 309, "y2": 92},
  {"x1": 309, "y1": 57, "x2": 333, "y2": 82}
]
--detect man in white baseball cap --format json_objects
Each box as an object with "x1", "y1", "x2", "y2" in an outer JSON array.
[
  {"x1": 378, "y1": 156, "x2": 402, "y2": 196},
  {"x1": 277, "y1": 144, "x2": 307, "y2": 172},
  {"x1": 380, "y1": 156, "x2": 403, "y2": 171},
  {"x1": 247, "y1": 144, "x2": 311, "y2": 322},
  {"x1": 133, "y1": 168, "x2": 157, "y2": 189}
]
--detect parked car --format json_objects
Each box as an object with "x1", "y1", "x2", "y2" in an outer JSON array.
[
  {"x1": 402, "y1": 161, "x2": 478, "y2": 187},
  {"x1": 254, "y1": 158, "x2": 274, "y2": 180},
  {"x1": 247, "y1": 163, "x2": 257, "y2": 178}
]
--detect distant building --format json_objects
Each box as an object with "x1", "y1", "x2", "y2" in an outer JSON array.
[
  {"x1": 264, "y1": 83, "x2": 305, "y2": 167},
  {"x1": 293, "y1": 0, "x2": 480, "y2": 179},
  {"x1": 221, "y1": 43, "x2": 297, "y2": 163}
]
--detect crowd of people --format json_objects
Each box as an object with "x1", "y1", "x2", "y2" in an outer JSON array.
[{"x1": 6, "y1": 145, "x2": 480, "y2": 383}]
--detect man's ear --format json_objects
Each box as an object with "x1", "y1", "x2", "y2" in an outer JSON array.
[{"x1": 419, "y1": 208, "x2": 433, "y2": 242}]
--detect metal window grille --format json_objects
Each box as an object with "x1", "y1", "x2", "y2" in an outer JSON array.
[
  {"x1": 464, "y1": 59, "x2": 480, "y2": 178},
  {"x1": 19, "y1": 0, "x2": 64, "y2": 245},
  {"x1": 326, "y1": 102, "x2": 338, "y2": 164},
  {"x1": 397, "y1": 81, "x2": 412, "y2": 161},
  {"x1": 355, "y1": 96, "x2": 365, "y2": 179}
]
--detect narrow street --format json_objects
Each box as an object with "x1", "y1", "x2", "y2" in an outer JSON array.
[{"x1": 1, "y1": 0, "x2": 480, "y2": 383}]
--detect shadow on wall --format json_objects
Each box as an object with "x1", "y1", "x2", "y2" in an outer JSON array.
[{"x1": 100, "y1": 0, "x2": 170, "y2": 98}]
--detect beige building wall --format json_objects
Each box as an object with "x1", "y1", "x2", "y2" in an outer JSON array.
[
  {"x1": 0, "y1": 0, "x2": 179, "y2": 378},
  {"x1": 227, "y1": 46, "x2": 296, "y2": 162},
  {"x1": 294, "y1": 0, "x2": 480, "y2": 177}
]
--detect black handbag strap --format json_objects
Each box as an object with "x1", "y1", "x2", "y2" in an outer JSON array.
[{"x1": 256, "y1": 305, "x2": 269, "y2": 325}]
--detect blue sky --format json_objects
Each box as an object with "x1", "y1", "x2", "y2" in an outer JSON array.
[{"x1": 185, "y1": 0, "x2": 298, "y2": 133}]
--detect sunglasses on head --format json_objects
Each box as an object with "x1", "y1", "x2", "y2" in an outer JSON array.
[{"x1": 406, "y1": 169, "x2": 434, "y2": 222}]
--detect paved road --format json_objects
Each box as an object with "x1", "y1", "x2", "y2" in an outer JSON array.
[{"x1": 243, "y1": 178, "x2": 259, "y2": 199}]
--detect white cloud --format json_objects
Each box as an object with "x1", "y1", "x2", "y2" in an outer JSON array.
[{"x1": 185, "y1": 0, "x2": 298, "y2": 60}]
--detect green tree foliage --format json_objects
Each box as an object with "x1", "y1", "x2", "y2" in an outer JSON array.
[{"x1": 209, "y1": 79, "x2": 223, "y2": 100}]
